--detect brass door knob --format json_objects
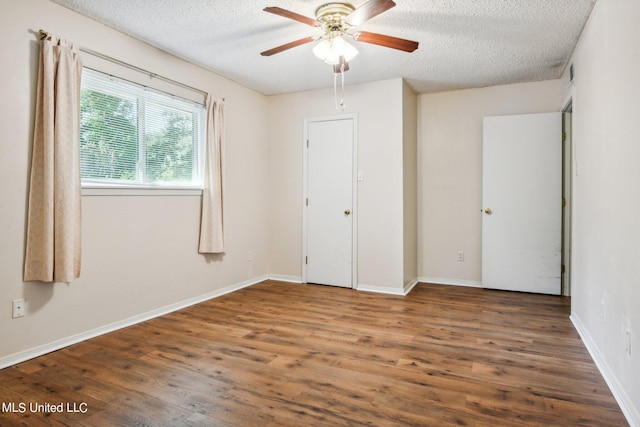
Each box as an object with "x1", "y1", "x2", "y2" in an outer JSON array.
[
  {"x1": 344, "y1": 209, "x2": 351, "y2": 215},
  {"x1": 484, "y1": 208, "x2": 492, "y2": 215}
]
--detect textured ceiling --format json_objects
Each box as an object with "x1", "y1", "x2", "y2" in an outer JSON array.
[{"x1": 49, "y1": 0, "x2": 596, "y2": 95}]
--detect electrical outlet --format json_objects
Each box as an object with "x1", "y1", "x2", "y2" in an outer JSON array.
[
  {"x1": 12, "y1": 299, "x2": 25, "y2": 318},
  {"x1": 625, "y1": 330, "x2": 632, "y2": 356},
  {"x1": 247, "y1": 250, "x2": 253, "y2": 262},
  {"x1": 457, "y1": 251, "x2": 464, "y2": 262}
]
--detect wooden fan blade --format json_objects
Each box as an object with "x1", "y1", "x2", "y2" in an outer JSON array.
[
  {"x1": 345, "y1": 0, "x2": 396, "y2": 27},
  {"x1": 264, "y1": 7, "x2": 319, "y2": 27},
  {"x1": 260, "y1": 37, "x2": 315, "y2": 56},
  {"x1": 356, "y1": 31, "x2": 419, "y2": 52}
]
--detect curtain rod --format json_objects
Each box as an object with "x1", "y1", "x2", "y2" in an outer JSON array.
[{"x1": 38, "y1": 30, "x2": 224, "y2": 102}]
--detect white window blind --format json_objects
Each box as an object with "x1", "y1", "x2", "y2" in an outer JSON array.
[{"x1": 80, "y1": 68, "x2": 206, "y2": 188}]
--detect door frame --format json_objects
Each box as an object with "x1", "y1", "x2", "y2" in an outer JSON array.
[
  {"x1": 302, "y1": 114, "x2": 358, "y2": 287},
  {"x1": 562, "y1": 99, "x2": 573, "y2": 296}
]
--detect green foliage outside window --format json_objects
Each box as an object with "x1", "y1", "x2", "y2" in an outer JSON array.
[
  {"x1": 144, "y1": 104, "x2": 194, "y2": 183},
  {"x1": 80, "y1": 90, "x2": 138, "y2": 181}
]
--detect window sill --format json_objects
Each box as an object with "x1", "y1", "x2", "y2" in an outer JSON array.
[{"x1": 82, "y1": 185, "x2": 203, "y2": 196}]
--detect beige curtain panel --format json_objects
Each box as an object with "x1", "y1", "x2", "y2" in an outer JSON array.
[
  {"x1": 198, "y1": 96, "x2": 225, "y2": 254},
  {"x1": 24, "y1": 34, "x2": 82, "y2": 283}
]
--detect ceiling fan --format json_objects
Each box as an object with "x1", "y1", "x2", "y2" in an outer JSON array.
[{"x1": 260, "y1": 0, "x2": 419, "y2": 72}]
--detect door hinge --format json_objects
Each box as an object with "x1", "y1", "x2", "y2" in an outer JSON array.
[
  {"x1": 562, "y1": 264, "x2": 566, "y2": 274},
  {"x1": 306, "y1": 198, "x2": 309, "y2": 206},
  {"x1": 305, "y1": 256, "x2": 308, "y2": 265},
  {"x1": 562, "y1": 198, "x2": 566, "y2": 208},
  {"x1": 562, "y1": 132, "x2": 567, "y2": 142},
  {"x1": 307, "y1": 139, "x2": 309, "y2": 148}
]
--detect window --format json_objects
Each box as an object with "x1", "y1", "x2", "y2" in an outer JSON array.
[{"x1": 80, "y1": 68, "x2": 206, "y2": 188}]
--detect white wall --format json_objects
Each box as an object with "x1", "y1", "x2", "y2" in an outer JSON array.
[
  {"x1": 268, "y1": 78, "x2": 409, "y2": 293},
  {"x1": 566, "y1": 0, "x2": 640, "y2": 423},
  {"x1": 417, "y1": 80, "x2": 563, "y2": 286},
  {"x1": 0, "y1": 0, "x2": 270, "y2": 363}
]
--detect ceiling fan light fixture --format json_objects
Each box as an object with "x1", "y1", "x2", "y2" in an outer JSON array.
[
  {"x1": 261, "y1": 0, "x2": 418, "y2": 110},
  {"x1": 313, "y1": 36, "x2": 358, "y2": 65}
]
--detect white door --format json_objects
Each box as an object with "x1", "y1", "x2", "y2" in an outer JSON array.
[
  {"x1": 304, "y1": 117, "x2": 355, "y2": 288},
  {"x1": 482, "y1": 112, "x2": 562, "y2": 295}
]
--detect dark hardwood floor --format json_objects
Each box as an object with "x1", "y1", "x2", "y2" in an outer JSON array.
[{"x1": 0, "y1": 281, "x2": 628, "y2": 426}]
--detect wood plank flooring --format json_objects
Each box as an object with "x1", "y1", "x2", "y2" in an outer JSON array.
[{"x1": 0, "y1": 281, "x2": 628, "y2": 426}]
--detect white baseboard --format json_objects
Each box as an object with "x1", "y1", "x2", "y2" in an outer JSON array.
[
  {"x1": 268, "y1": 274, "x2": 302, "y2": 284},
  {"x1": 268, "y1": 277, "x2": 420, "y2": 296},
  {"x1": 404, "y1": 278, "x2": 419, "y2": 295},
  {"x1": 355, "y1": 283, "x2": 406, "y2": 295},
  {"x1": 418, "y1": 276, "x2": 483, "y2": 289},
  {"x1": 0, "y1": 275, "x2": 269, "y2": 370},
  {"x1": 571, "y1": 314, "x2": 639, "y2": 427},
  {"x1": 353, "y1": 278, "x2": 419, "y2": 296},
  {"x1": 272, "y1": 276, "x2": 418, "y2": 296}
]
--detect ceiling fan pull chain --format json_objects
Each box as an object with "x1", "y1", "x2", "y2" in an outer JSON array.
[
  {"x1": 334, "y1": 69, "x2": 338, "y2": 109},
  {"x1": 340, "y1": 64, "x2": 346, "y2": 110},
  {"x1": 334, "y1": 63, "x2": 346, "y2": 111}
]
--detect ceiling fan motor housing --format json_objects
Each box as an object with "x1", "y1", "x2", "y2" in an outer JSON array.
[{"x1": 316, "y1": 3, "x2": 355, "y2": 33}]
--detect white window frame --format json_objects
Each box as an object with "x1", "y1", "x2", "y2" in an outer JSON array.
[{"x1": 80, "y1": 68, "x2": 206, "y2": 195}]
